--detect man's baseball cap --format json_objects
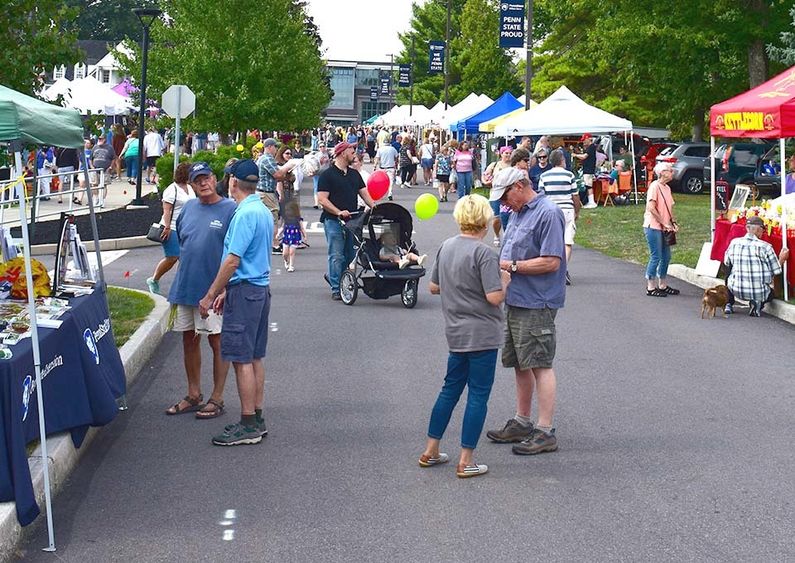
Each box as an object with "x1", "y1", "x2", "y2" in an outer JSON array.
[
  {"x1": 188, "y1": 161, "x2": 214, "y2": 182},
  {"x1": 746, "y1": 215, "x2": 764, "y2": 227},
  {"x1": 579, "y1": 133, "x2": 592, "y2": 142},
  {"x1": 262, "y1": 138, "x2": 277, "y2": 148},
  {"x1": 489, "y1": 167, "x2": 526, "y2": 201},
  {"x1": 224, "y1": 159, "x2": 259, "y2": 182},
  {"x1": 334, "y1": 141, "x2": 355, "y2": 156}
]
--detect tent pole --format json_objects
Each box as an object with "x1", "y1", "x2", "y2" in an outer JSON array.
[
  {"x1": 630, "y1": 133, "x2": 638, "y2": 204},
  {"x1": 710, "y1": 137, "x2": 716, "y2": 244},
  {"x1": 15, "y1": 149, "x2": 57, "y2": 552},
  {"x1": 80, "y1": 152, "x2": 105, "y2": 287},
  {"x1": 780, "y1": 138, "x2": 788, "y2": 302}
]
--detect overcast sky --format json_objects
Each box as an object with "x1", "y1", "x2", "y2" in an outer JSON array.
[{"x1": 305, "y1": 1, "x2": 425, "y2": 63}]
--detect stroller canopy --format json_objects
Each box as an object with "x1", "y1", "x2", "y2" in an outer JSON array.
[{"x1": 368, "y1": 203, "x2": 414, "y2": 246}]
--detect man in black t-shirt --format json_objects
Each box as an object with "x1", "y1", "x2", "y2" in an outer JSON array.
[
  {"x1": 572, "y1": 133, "x2": 598, "y2": 208},
  {"x1": 317, "y1": 142, "x2": 376, "y2": 300}
]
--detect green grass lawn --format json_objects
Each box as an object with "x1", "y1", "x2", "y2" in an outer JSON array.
[
  {"x1": 107, "y1": 286, "x2": 155, "y2": 347},
  {"x1": 575, "y1": 194, "x2": 713, "y2": 268}
]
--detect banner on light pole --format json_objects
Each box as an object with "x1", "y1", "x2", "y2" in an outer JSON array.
[
  {"x1": 499, "y1": 2, "x2": 526, "y2": 48},
  {"x1": 428, "y1": 41, "x2": 445, "y2": 74},
  {"x1": 370, "y1": 86, "x2": 378, "y2": 101},
  {"x1": 398, "y1": 64, "x2": 412, "y2": 87},
  {"x1": 380, "y1": 72, "x2": 391, "y2": 95}
]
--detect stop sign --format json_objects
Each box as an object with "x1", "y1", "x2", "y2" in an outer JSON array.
[{"x1": 161, "y1": 85, "x2": 195, "y2": 118}]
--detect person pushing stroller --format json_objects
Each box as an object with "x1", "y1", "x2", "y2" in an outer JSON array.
[{"x1": 378, "y1": 231, "x2": 427, "y2": 269}]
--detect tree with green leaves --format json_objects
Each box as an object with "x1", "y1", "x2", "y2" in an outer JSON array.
[
  {"x1": 0, "y1": 2, "x2": 81, "y2": 96},
  {"x1": 767, "y1": 4, "x2": 795, "y2": 65},
  {"x1": 66, "y1": 0, "x2": 159, "y2": 42},
  {"x1": 116, "y1": 0, "x2": 330, "y2": 135}
]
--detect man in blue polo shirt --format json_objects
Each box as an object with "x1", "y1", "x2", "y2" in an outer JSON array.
[
  {"x1": 484, "y1": 167, "x2": 567, "y2": 456},
  {"x1": 199, "y1": 159, "x2": 273, "y2": 446}
]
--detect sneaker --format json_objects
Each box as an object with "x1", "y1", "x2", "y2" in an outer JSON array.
[
  {"x1": 417, "y1": 254, "x2": 427, "y2": 267},
  {"x1": 331, "y1": 292, "x2": 342, "y2": 301},
  {"x1": 583, "y1": 201, "x2": 598, "y2": 209},
  {"x1": 388, "y1": 196, "x2": 393, "y2": 201},
  {"x1": 398, "y1": 257, "x2": 410, "y2": 269},
  {"x1": 724, "y1": 303, "x2": 734, "y2": 315},
  {"x1": 418, "y1": 452, "x2": 449, "y2": 467},
  {"x1": 456, "y1": 463, "x2": 488, "y2": 478},
  {"x1": 486, "y1": 419, "x2": 534, "y2": 443},
  {"x1": 211, "y1": 422, "x2": 262, "y2": 446},
  {"x1": 283, "y1": 259, "x2": 289, "y2": 269},
  {"x1": 749, "y1": 300, "x2": 760, "y2": 317},
  {"x1": 287, "y1": 265, "x2": 295, "y2": 272},
  {"x1": 565, "y1": 271, "x2": 572, "y2": 286},
  {"x1": 146, "y1": 277, "x2": 160, "y2": 295},
  {"x1": 512, "y1": 428, "x2": 558, "y2": 455},
  {"x1": 255, "y1": 419, "x2": 268, "y2": 438},
  {"x1": 272, "y1": 245, "x2": 283, "y2": 255}
]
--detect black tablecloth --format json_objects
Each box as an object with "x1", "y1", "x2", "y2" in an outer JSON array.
[{"x1": 0, "y1": 288, "x2": 125, "y2": 526}]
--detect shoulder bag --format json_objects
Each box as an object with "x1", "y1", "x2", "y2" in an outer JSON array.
[
  {"x1": 146, "y1": 223, "x2": 165, "y2": 243},
  {"x1": 658, "y1": 188, "x2": 677, "y2": 246}
]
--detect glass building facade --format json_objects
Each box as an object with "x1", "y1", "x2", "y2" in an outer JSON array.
[{"x1": 324, "y1": 61, "x2": 396, "y2": 125}]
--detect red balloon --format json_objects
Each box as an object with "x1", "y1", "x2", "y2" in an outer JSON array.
[{"x1": 367, "y1": 170, "x2": 390, "y2": 201}]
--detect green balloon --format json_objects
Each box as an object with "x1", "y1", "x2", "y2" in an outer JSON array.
[{"x1": 414, "y1": 193, "x2": 439, "y2": 220}]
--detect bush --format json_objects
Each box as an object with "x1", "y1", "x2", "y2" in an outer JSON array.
[
  {"x1": 155, "y1": 153, "x2": 190, "y2": 192},
  {"x1": 155, "y1": 139, "x2": 261, "y2": 192}
]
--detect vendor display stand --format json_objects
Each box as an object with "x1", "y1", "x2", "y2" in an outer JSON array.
[
  {"x1": 708, "y1": 66, "x2": 795, "y2": 301},
  {"x1": 0, "y1": 84, "x2": 109, "y2": 551}
]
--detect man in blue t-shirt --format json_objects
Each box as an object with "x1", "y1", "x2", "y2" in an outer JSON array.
[
  {"x1": 485, "y1": 167, "x2": 567, "y2": 456},
  {"x1": 199, "y1": 159, "x2": 273, "y2": 446},
  {"x1": 166, "y1": 162, "x2": 237, "y2": 419}
]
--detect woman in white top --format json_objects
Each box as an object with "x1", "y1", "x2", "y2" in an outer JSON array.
[{"x1": 146, "y1": 161, "x2": 196, "y2": 295}]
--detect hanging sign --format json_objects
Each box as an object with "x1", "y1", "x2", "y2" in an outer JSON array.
[
  {"x1": 398, "y1": 64, "x2": 412, "y2": 87},
  {"x1": 428, "y1": 41, "x2": 445, "y2": 75},
  {"x1": 499, "y1": 2, "x2": 526, "y2": 48},
  {"x1": 370, "y1": 86, "x2": 378, "y2": 101},
  {"x1": 380, "y1": 72, "x2": 391, "y2": 95}
]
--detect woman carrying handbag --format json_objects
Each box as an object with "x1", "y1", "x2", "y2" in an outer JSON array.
[{"x1": 643, "y1": 162, "x2": 680, "y2": 297}]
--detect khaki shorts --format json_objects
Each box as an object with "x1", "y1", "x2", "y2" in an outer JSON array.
[
  {"x1": 259, "y1": 191, "x2": 280, "y2": 223},
  {"x1": 583, "y1": 173, "x2": 594, "y2": 188},
  {"x1": 502, "y1": 306, "x2": 558, "y2": 370},
  {"x1": 562, "y1": 208, "x2": 576, "y2": 245},
  {"x1": 171, "y1": 305, "x2": 222, "y2": 334}
]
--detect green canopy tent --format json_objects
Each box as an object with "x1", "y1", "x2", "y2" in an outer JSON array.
[{"x1": 0, "y1": 84, "x2": 106, "y2": 552}]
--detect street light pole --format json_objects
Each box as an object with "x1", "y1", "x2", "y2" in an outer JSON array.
[
  {"x1": 132, "y1": 7, "x2": 161, "y2": 206},
  {"x1": 444, "y1": 0, "x2": 451, "y2": 110},
  {"x1": 410, "y1": 36, "x2": 415, "y2": 117},
  {"x1": 525, "y1": 0, "x2": 533, "y2": 110}
]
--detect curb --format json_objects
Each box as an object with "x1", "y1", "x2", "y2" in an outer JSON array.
[
  {"x1": 30, "y1": 236, "x2": 159, "y2": 256},
  {"x1": 668, "y1": 264, "x2": 795, "y2": 325},
  {"x1": 0, "y1": 288, "x2": 170, "y2": 560}
]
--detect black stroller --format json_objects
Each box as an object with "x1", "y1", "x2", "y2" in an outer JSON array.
[{"x1": 339, "y1": 202, "x2": 426, "y2": 308}]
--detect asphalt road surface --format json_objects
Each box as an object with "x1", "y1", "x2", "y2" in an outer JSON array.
[{"x1": 16, "y1": 180, "x2": 795, "y2": 562}]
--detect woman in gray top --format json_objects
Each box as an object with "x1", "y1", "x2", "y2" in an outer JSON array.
[{"x1": 419, "y1": 195, "x2": 511, "y2": 478}]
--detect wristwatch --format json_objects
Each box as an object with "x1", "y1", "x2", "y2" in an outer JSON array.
[{"x1": 510, "y1": 260, "x2": 518, "y2": 273}]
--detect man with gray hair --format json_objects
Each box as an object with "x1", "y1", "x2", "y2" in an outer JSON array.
[
  {"x1": 485, "y1": 167, "x2": 567, "y2": 455},
  {"x1": 723, "y1": 215, "x2": 789, "y2": 316},
  {"x1": 200, "y1": 159, "x2": 274, "y2": 445},
  {"x1": 539, "y1": 149, "x2": 580, "y2": 285}
]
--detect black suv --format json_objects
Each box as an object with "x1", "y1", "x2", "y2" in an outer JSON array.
[{"x1": 704, "y1": 142, "x2": 772, "y2": 191}]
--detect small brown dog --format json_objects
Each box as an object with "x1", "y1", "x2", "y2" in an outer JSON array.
[{"x1": 701, "y1": 285, "x2": 730, "y2": 318}]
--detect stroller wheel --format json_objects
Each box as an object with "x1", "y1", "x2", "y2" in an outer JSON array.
[
  {"x1": 401, "y1": 278, "x2": 418, "y2": 309},
  {"x1": 340, "y1": 270, "x2": 358, "y2": 305}
]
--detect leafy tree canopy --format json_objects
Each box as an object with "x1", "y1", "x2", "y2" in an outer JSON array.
[
  {"x1": 0, "y1": 1, "x2": 81, "y2": 96},
  {"x1": 66, "y1": 0, "x2": 159, "y2": 42}
]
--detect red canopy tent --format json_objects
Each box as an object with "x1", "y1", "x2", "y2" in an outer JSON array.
[{"x1": 708, "y1": 66, "x2": 794, "y2": 299}]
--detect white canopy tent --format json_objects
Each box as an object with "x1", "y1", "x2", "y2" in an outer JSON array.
[
  {"x1": 439, "y1": 93, "x2": 494, "y2": 131},
  {"x1": 495, "y1": 86, "x2": 638, "y2": 201},
  {"x1": 45, "y1": 77, "x2": 133, "y2": 116},
  {"x1": 379, "y1": 104, "x2": 432, "y2": 128}
]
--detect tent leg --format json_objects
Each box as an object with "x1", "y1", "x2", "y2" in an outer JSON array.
[
  {"x1": 630, "y1": 133, "x2": 638, "y2": 204},
  {"x1": 15, "y1": 155, "x2": 57, "y2": 552},
  {"x1": 710, "y1": 137, "x2": 716, "y2": 244},
  {"x1": 80, "y1": 153, "x2": 106, "y2": 287},
  {"x1": 780, "y1": 138, "x2": 788, "y2": 302}
]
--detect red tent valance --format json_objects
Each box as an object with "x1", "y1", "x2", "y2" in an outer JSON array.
[{"x1": 710, "y1": 66, "x2": 795, "y2": 138}]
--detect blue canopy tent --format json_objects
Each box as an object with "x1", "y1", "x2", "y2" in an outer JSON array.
[{"x1": 454, "y1": 92, "x2": 523, "y2": 137}]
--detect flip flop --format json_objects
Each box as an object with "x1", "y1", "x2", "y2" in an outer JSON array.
[
  {"x1": 165, "y1": 394, "x2": 204, "y2": 415},
  {"x1": 195, "y1": 399, "x2": 225, "y2": 419}
]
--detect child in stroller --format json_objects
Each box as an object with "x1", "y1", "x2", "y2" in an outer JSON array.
[{"x1": 378, "y1": 231, "x2": 427, "y2": 269}]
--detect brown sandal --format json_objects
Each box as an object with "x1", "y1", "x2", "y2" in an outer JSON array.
[
  {"x1": 195, "y1": 398, "x2": 225, "y2": 419},
  {"x1": 165, "y1": 394, "x2": 204, "y2": 415}
]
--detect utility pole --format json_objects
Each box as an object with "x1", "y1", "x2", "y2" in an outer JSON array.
[
  {"x1": 410, "y1": 36, "x2": 415, "y2": 117},
  {"x1": 389, "y1": 53, "x2": 395, "y2": 104},
  {"x1": 525, "y1": 0, "x2": 533, "y2": 110},
  {"x1": 444, "y1": 0, "x2": 451, "y2": 110}
]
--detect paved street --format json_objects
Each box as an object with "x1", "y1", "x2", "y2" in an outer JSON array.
[{"x1": 16, "y1": 181, "x2": 795, "y2": 562}]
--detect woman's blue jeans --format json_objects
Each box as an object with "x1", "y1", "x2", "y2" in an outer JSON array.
[
  {"x1": 456, "y1": 171, "x2": 473, "y2": 197},
  {"x1": 313, "y1": 175, "x2": 319, "y2": 197},
  {"x1": 427, "y1": 349, "x2": 497, "y2": 449},
  {"x1": 125, "y1": 156, "x2": 138, "y2": 181},
  {"x1": 644, "y1": 227, "x2": 671, "y2": 280},
  {"x1": 323, "y1": 218, "x2": 355, "y2": 293}
]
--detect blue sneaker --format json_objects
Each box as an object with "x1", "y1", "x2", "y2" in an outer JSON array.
[
  {"x1": 212, "y1": 422, "x2": 262, "y2": 446},
  {"x1": 146, "y1": 277, "x2": 160, "y2": 295}
]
